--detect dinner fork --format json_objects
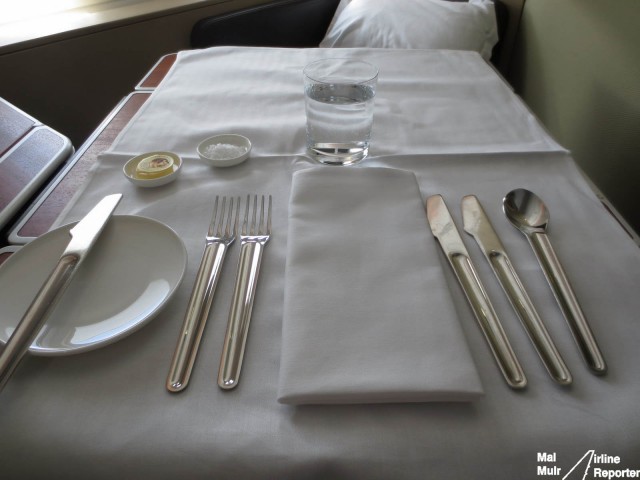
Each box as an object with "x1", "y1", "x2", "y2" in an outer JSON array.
[
  {"x1": 167, "y1": 195, "x2": 239, "y2": 393},
  {"x1": 218, "y1": 194, "x2": 272, "y2": 390}
]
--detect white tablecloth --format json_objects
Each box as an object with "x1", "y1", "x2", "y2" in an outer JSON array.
[
  {"x1": 108, "y1": 47, "x2": 565, "y2": 158},
  {"x1": 1, "y1": 47, "x2": 639, "y2": 479}
]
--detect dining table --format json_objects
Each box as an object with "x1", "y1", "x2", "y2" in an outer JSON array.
[{"x1": 1, "y1": 46, "x2": 639, "y2": 479}]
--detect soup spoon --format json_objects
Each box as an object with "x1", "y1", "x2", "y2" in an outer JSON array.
[{"x1": 503, "y1": 188, "x2": 606, "y2": 374}]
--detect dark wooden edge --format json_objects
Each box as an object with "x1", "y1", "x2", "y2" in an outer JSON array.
[
  {"x1": 135, "y1": 53, "x2": 178, "y2": 90},
  {"x1": 7, "y1": 92, "x2": 151, "y2": 244}
]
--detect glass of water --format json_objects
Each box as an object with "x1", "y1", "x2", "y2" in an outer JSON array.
[{"x1": 303, "y1": 58, "x2": 378, "y2": 165}]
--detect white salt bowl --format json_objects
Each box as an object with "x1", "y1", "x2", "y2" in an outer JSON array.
[{"x1": 197, "y1": 134, "x2": 251, "y2": 167}]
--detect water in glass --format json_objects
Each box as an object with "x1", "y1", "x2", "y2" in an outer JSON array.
[{"x1": 305, "y1": 82, "x2": 375, "y2": 165}]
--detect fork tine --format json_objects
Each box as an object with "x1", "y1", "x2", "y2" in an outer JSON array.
[
  {"x1": 208, "y1": 196, "x2": 220, "y2": 238},
  {"x1": 216, "y1": 196, "x2": 227, "y2": 237},
  {"x1": 205, "y1": 196, "x2": 241, "y2": 240},
  {"x1": 257, "y1": 195, "x2": 272, "y2": 235},
  {"x1": 233, "y1": 196, "x2": 241, "y2": 236},
  {"x1": 251, "y1": 194, "x2": 258, "y2": 235},
  {"x1": 224, "y1": 197, "x2": 234, "y2": 238},
  {"x1": 242, "y1": 194, "x2": 250, "y2": 236},
  {"x1": 258, "y1": 195, "x2": 265, "y2": 235},
  {"x1": 266, "y1": 195, "x2": 272, "y2": 235}
]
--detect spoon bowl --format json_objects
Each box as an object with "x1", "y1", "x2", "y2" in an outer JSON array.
[{"x1": 503, "y1": 188, "x2": 549, "y2": 233}]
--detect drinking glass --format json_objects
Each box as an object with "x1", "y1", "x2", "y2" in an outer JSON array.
[{"x1": 303, "y1": 58, "x2": 378, "y2": 165}]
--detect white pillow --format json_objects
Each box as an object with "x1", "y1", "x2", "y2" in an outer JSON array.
[{"x1": 320, "y1": 0, "x2": 499, "y2": 61}]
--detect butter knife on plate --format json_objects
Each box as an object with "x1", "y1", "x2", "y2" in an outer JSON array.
[
  {"x1": 426, "y1": 195, "x2": 526, "y2": 389},
  {"x1": 0, "y1": 193, "x2": 123, "y2": 392},
  {"x1": 461, "y1": 195, "x2": 572, "y2": 385}
]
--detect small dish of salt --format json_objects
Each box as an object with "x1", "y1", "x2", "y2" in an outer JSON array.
[{"x1": 197, "y1": 134, "x2": 251, "y2": 167}]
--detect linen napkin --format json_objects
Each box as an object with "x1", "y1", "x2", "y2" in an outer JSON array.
[{"x1": 277, "y1": 167, "x2": 483, "y2": 404}]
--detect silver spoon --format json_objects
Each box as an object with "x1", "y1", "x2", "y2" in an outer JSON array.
[{"x1": 503, "y1": 188, "x2": 606, "y2": 375}]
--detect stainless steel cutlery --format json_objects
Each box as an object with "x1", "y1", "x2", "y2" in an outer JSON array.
[
  {"x1": 167, "y1": 194, "x2": 273, "y2": 393},
  {"x1": 161, "y1": 187, "x2": 599, "y2": 393},
  {"x1": 427, "y1": 189, "x2": 605, "y2": 388},
  {"x1": 462, "y1": 195, "x2": 572, "y2": 385},
  {"x1": 167, "y1": 196, "x2": 240, "y2": 393},
  {"x1": 426, "y1": 195, "x2": 527, "y2": 389},
  {"x1": 503, "y1": 188, "x2": 606, "y2": 374},
  {"x1": 0, "y1": 193, "x2": 122, "y2": 393},
  {"x1": 218, "y1": 194, "x2": 272, "y2": 390}
]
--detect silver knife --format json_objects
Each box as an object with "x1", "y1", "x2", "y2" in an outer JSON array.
[
  {"x1": 426, "y1": 195, "x2": 526, "y2": 389},
  {"x1": 0, "y1": 193, "x2": 123, "y2": 392},
  {"x1": 461, "y1": 195, "x2": 572, "y2": 385}
]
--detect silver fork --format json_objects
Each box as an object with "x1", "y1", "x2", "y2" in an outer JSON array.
[
  {"x1": 218, "y1": 194, "x2": 272, "y2": 390},
  {"x1": 167, "y1": 195, "x2": 240, "y2": 393}
]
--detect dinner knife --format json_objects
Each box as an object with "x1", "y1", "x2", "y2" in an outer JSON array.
[
  {"x1": 461, "y1": 195, "x2": 572, "y2": 385},
  {"x1": 426, "y1": 195, "x2": 526, "y2": 389},
  {"x1": 0, "y1": 193, "x2": 123, "y2": 392}
]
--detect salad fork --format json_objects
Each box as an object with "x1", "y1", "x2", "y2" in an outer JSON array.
[
  {"x1": 218, "y1": 194, "x2": 272, "y2": 390},
  {"x1": 167, "y1": 195, "x2": 239, "y2": 393}
]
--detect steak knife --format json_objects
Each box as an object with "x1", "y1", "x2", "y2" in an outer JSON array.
[
  {"x1": 426, "y1": 195, "x2": 526, "y2": 389},
  {"x1": 461, "y1": 195, "x2": 572, "y2": 385},
  {"x1": 0, "y1": 193, "x2": 123, "y2": 392}
]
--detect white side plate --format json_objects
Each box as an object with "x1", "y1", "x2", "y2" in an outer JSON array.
[{"x1": 0, "y1": 215, "x2": 187, "y2": 356}]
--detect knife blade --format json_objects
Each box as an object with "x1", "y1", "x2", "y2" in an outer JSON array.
[
  {"x1": 461, "y1": 195, "x2": 572, "y2": 385},
  {"x1": 0, "y1": 193, "x2": 123, "y2": 392},
  {"x1": 426, "y1": 194, "x2": 526, "y2": 389}
]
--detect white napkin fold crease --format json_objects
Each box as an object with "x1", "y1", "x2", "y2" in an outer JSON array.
[{"x1": 277, "y1": 166, "x2": 483, "y2": 404}]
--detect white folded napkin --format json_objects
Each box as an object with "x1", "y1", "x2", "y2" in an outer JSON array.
[{"x1": 277, "y1": 166, "x2": 483, "y2": 404}]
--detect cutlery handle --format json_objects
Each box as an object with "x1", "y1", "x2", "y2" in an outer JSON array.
[
  {"x1": 218, "y1": 241, "x2": 265, "y2": 390},
  {"x1": 490, "y1": 252, "x2": 572, "y2": 385},
  {"x1": 0, "y1": 254, "x2": 79, "y2": 392},
  {"x1": 529, "y1": 233, "x2": 607, "y2": 374},
  {"x1": 450, "y1": 253, "x2": 527, "y2": 389},
  {"x1": 167, "y1": 242, "x2": 229, "y2": 392}
]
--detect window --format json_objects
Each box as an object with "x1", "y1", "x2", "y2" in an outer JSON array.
[
  {"x1": 0, "y1": 0, "x2": 223, "y2": 49},
  {"x1": 2, "y1": 1, "x2": 111, "y2": 24}
]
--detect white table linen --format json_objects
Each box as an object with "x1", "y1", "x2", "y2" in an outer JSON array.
[
  {"x1": 279, "y1": 167, "x2": 483, "y2": 404},
  {"x1": 5, "y1": 150, "x2": 639, "y2": 479},
  {"x1": 2, "y1": 47, "x2": 640, "y2": 479},
  {"x1": 108, "y1": 47, "x2": 565, "y2": 158}
]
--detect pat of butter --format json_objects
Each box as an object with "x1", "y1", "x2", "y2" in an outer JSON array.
[{"x1": 135, "y1": 154, "x2": 174, "y2": 179}]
